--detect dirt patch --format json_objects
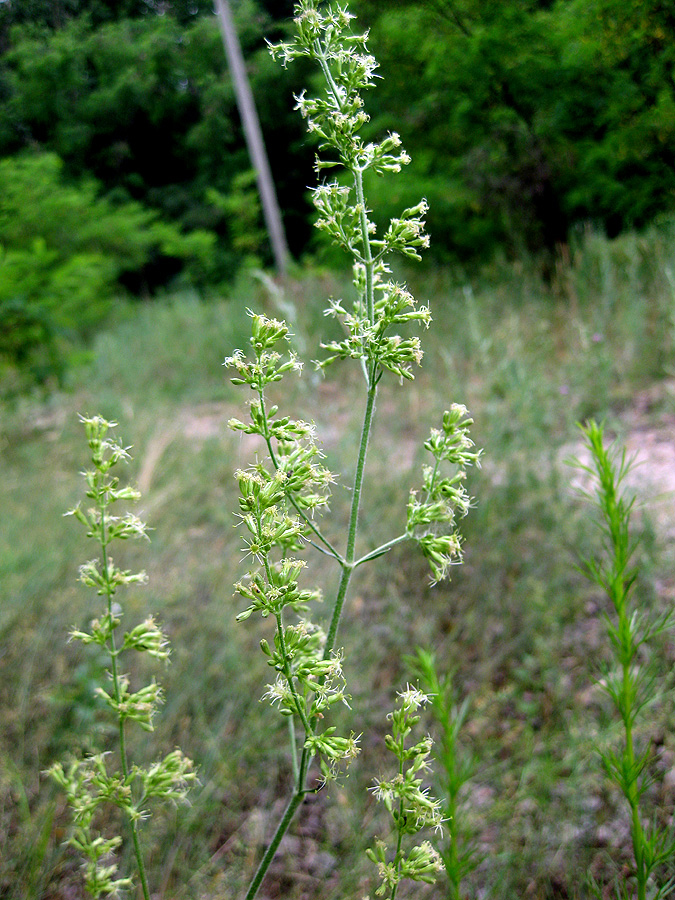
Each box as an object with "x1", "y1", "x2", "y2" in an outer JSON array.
[
  {"x1": 138, "y1": 381, "x2": 674, "y2": 547},
  {"x1": 137, "y1": 403, "x2": 231, "y2": 495},
  {"x1": 565, "y1": 379, "x2": 675, "y2": 541}
]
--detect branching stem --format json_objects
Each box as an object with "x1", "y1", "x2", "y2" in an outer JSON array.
[
  {"x1": 241, "y1": 9, "x2": 438, "y2": 898},
  {"x1": 259, "y1": 388, "x2": 345, "y2": 563},
  {"x1": 324, "y1": 377, "x2": 377, "y2": 660},
  {"x1": 353, "y1": 533, "x2": 407, "y2": 568},
  {"x1": 274, "y1": 606, "x2": 313, "y2": 734}
]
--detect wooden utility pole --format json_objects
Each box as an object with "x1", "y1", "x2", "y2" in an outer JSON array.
[{"x1": 214, "y1": 0, "x2": 291, "y2": 276}]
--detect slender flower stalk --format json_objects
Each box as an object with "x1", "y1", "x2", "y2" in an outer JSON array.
[
  {"x1": 50, "y1": 417, "x2": 195, "y2": 899},
  {"x1": 98, "y1": 507, "x2": 152, "y2": 900},
  {"x1": 365, "y1": 687, "x2": 444, "y2": 900}
]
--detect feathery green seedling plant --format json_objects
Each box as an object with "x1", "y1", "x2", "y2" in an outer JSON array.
[
  {"x1": 221, "y1": 2, "x2": 481, "y2": 897},
  {"x1": 49, "y1": 416, "x2": 195, "y2": 899},
  {"x1": 578, "y1": 420, "x2": 675, "y2": 900}
]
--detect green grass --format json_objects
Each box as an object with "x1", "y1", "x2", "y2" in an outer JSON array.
[{"x1": 2, "y1": 219, "x2": 675, "y2": 899}]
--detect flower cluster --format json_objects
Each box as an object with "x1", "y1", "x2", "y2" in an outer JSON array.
[
  {"x1": 51, "y1": 416, "x2": 195, "y2": 899},
  {"x1": 49, "y1": 750, "x2": 194, "y2": 898},
  {"x1": 365, "y1": 687, "x2": 445, "y2": 898},
  {"x1": 408, "y1": 405, "x2": 482, "y2": 583},
  {"x1": 320, "y1": 264, "x2": 431, "y2": 381},
  {"x1": 269, "y1": 3, "x2": 382, "y2": 171},
  {"x1": 269, "y1": 1, "x2": 430, "y2": 385},
  {"x1": 49, "y1": 756, "x2": 132, "y2": 898},
  {"x1": 226, "y1": 312, "x2": 334, "y2": 516},
  {"x1": 226, "y1": 314, "x2": 358, "y2": 782}
]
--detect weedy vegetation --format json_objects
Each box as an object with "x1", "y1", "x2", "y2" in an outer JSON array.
[
  {"x1": 577, "y1": 422, "x2": 675, "y2": 900},
  {"x1": 2, "y1": 1, "x2": 675, "y2": 899}
]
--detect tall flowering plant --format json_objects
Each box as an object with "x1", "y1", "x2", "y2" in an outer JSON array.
[
  {"x1": 54, "y1": 3, "x2": 480, "y2": 897},
  {"x1": 224, "y1": 2, "x2": 481, "y2": 896}
]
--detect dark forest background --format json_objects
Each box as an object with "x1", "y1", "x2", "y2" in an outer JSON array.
[{"x1": 1, "y1": 0, "x2": 674, "y2": 381}]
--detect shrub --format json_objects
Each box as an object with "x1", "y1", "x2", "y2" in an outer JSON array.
[{"x1": 0, "y1": 152, "x2": 215, "y2": 386}]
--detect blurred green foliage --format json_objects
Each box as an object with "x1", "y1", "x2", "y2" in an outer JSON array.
[
  {"x1": 0, "y1": 152, "x2": 214, "y2": 385},
  {"x1": 354, "y1": 0, "x2": 675, "y2": 258},
  {"x1": 1, "y1": 0, "x2": 673, "y2": 279},
  {"x1": 0, "y1": 3, "x2": 310, "y2": 280},
  {"x1": 0, "y1": 0, "x2": 674, "y2": 386}
]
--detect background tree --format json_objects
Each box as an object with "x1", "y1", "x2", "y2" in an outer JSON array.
[
  {"x1": 0, "y1": 1, "x2": 311, "y2": 281},
  {"x1": 352, "y1": 0, "x2": 675, "y2": 261},
  {"x1": 0, "y1": 0, "x2": 673, "y2": 283},
  {"x1": 0, "y1": 152, "x2": 214, "y2": 384}
]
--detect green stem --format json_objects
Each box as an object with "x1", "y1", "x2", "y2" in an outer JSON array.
[
  {"x1": 623, "y1": 656, "x2": 646, "y2": 899},
  {"x1": 99, "y1": 496, "x2": 151, "y2": 900},
  {"x1": 389, "y1": 758, "x2": 406, "y2": 900},
  {"x1": 254, "y1": 501, "x2": 311, "y2": 733},
  {"x1": 322, "y1": 116, "x2": 380, "y2": 649},
  {"x1": 127, "y1": 815, "x2": 151, "y2": 900},
  {"x1": 324, "y1": 378, "x2": 377, "y2": 659},
  {"x1": 354, "y1": 165, "x2": 375, "y2": 325},
  {"x1": 287, "y1": 717, "x2": 299, "y2": 785},
  {"x1": 244, "y1": 747, "x2": 312, "y2": 900},
  {"x1": 274, "y1": 608, "x2": 312, "y2": 734},
  {"x1": 290, "y1": 496, "x2": 343, "y2": 563},
  {"x1": 424, "y1": 457, "x2": 442, "y2": 503},
  {"x1": 244, "y1": 790, "x2": 304, "y2": 900}
]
